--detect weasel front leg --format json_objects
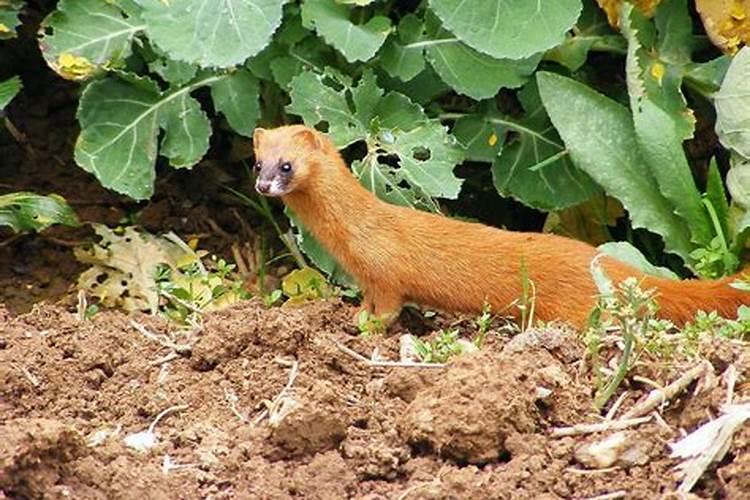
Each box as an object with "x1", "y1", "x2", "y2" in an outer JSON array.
[{"x1": 354, "y1": 286, "x2": 403, "y2": 331}]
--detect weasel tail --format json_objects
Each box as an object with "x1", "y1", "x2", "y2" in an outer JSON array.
[{"x1": 252, "y1": 124, "x2": 749, "y2": 329}]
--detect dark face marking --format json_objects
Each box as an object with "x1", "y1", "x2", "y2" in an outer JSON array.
[{"x1": 254, "y1": 159, "x2": 295, "y2": 197}]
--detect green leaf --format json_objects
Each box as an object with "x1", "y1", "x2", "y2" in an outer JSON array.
[
  {"x1": 378, "y1": 14, "x2": 426, "y2": 82},
  {"x1": 429, "y1": 0, "x2": 582, "y2": 60},
  {"x1": 654, "y1": 0, "x2": 692, "y2": 64},
  {"x1": 537, "y1": 71, "x2": 694, "y2": 262},
  {"x1": 452, "y1": 114, "x2": 504, "y2": 163},
  {"x1": 140, "y1": 0, "x2": 287, "y2": 68},
  {"x1": 286, "y1": 70, "x2": 367, "y2": 148},
  {"x1": 0, "y1": 0, "x2": 24, "y2": 39},
  {"x1": 0, "y1": 75, "x2": 22, "y2": 110},
  {"x1": 621, "y1": 2, "x2": 694, "y2": 140},
  {"x1": 301, "y1": 0, "x2": 391, "y2": 62},
  {"x1": 598, "y1": 242, "x2": 679, "y2": 280},
  {"x1": 148, "y1": 56, "x2": 198, "y2": 87},
  {"x1": 491, "y1": 81, "x2": 598, "y2": 211},
  {"x1": 380, "y1": 66, "x2": 450, "y2": 105},
  {"x1": 544, "y1": 0, "x2": 624, "y2": 71},
  {"x1": 684, "y1": 56, "x2": 730, "y2": 96},
  {"x1": 633, "y1": 99, "x2": 712, "y2": 246},
  {"x1": 210, "y1": 69, "x2": 260, "y2": 137},
  {"x1": 0, "y1": 192, "x2": 80, "y2": 233},
  {"x1": 38, "y1": 0, "x2": 144, "y2": 81},
  {"x1": 715, "y1": 47, "x2": 750, "y2": 159},
  {"x1": 423, "y1": 13, "x2": 540, "y2": 100},
  {"x1": 287, "y1": 69, "x2": 464, "y2": 207},
  {"x1": 727, "y1": 160, "x2": 750, "y2": 210},
  {"x1": 706, "y1": 157, "x2": 730, "y2": 241},
  {"x1": 74, "y1": 72, "x2": 223, "y2": 200}
]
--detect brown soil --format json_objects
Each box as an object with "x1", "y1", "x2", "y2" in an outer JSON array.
[
  {"x1": 1, "y1": 298, "x2": 748, "y2": 500},
  {"x1": 2, "y1": 9, "x2": 749, "y2": 500}
]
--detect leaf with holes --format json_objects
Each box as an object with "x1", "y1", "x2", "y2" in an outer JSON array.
[
  {"x1": 74, "y1": 72, "x2": 223, "y2": 201},
  {"x1": 38, "y1": 0, "x2": 144, "y2": 81},
  {"x1": 287, "y1": 69, "x2": 464, "y2": 205},
  {"x1": 301, "y1": 0, "x2": 392, "y2": 62},
  {"x1": 429, "y1": 0, "x2": 582, "y2": 60},
  {"x1": 140, "y1": 0, "x2": 287, "y2": 68},
  {"x1": 491, "y1": 81, "x2": 598, "y2": 211},
  {"x1": 0, "y1": 192, "x2": 80, "y2": 233},
  {"x1": 286, "y1": 70, "x2": 368, "y2": 148}
]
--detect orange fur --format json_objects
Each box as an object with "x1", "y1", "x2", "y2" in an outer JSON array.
[{"x1": 253, "y1": 125, "x2": 749, "y2": 329}]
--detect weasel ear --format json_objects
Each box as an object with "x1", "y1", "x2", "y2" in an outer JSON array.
[
  {"x1": 294, "y1": 128, "x2": 322, "y2": 150},
  {"x1": 253, "y1": 127, "x2": 266, "y2": 145}
]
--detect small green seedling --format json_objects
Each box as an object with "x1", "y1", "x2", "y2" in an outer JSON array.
[
  {"x1": 262, "y1": 289, "x2": 283, "y2": 307},
  {"x1": 587, "y1": 269, "x2": 659, "y2": 410},
  {"x1": 357, "y1": 309, "x2": 387, "y2": 336},
  {"x1": 413, "y1": 329, "x2": 466, "y2": 364},
  {"x1": 473, "y1": 302, "x2": 493, "y2": 347}
]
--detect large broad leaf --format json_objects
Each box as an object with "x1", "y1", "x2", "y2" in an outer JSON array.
[
  {"x1": 75, "y1": 72, "x2": 227, "y2": 200},
  {"x1": 537, "y1": 71, "x2": 694, "y2": 263},
  {"x1": 632, "y1": 100, "x2": 712, "y2": 247},
  {"x1": 715, "y1": 47, "x2": 750, "y2": 159},
  {"x1": 423, "y1": 13, "x2": 540, "y2": 100},
  {"x1": 491, "y1": 81, "x2": 599, "y2": 211},
  {"x1": 287, "y1": 69, "x2": 464, "y2": 206},
  {"x1": 139, "y1": 0, "x2": 287, "y2": 68},
  {"x1": 0, "y1": 75, "x2": 22, "y2": 110},
  {"x1": 429, "y1": 0, "x2": 582, "y2": 60},
  {"x1": 623, "y1": 3, "x2": 711, "y2": 247},
  {"x1": 0, "y1": 0, "x2": 24, "y2": 40},
  {"x1": 210, "y1": 69, "x2": 260, "y2": 137},
  {"x1": 38, "y1": 0, "x2": 144, "y2": 81},
  {"x1": 301, "y1": 0, "x2": 391, "y2": 62},
  {"x1": 0, "y1": 192, "x2": 79, "y2": 233}
]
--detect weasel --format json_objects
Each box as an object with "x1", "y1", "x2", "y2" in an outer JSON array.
[{"x1": 252, "y1": 124, "x2": 749, "y2": 329}]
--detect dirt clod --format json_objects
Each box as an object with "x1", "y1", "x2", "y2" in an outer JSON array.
[
  {"x1": 400, "y1": 351, "x2": 540, "y2": 464},
  {"x1": 0, "y1": 418, "x2": 86, "y2": 498}
]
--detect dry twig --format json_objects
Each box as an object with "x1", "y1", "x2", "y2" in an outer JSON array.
[
  {"x1": 622, "y1": 362, "x2": 709, "y2": 419},
  {"x1": 334, "y1": 340, "x2": 446, "y2": 369},
  {"x1": 551, "y1": 416, "x2": 652, "y2": 437}
]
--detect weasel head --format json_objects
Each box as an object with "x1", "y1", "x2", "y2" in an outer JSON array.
[{"x1": 252, "y1": 125, "x2": 330, "y2": 197}]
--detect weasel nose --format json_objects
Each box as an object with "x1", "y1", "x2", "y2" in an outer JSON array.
[{"x1": 255, "y1": 179, "x2": 271, "y2": 194}]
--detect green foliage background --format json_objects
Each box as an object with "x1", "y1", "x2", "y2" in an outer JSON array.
[{"x1": 7, "y1": 0, "x2": 750, "y2": 280}]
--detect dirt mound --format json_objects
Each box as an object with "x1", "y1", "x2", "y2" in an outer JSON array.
[{"x1": 1, "y1": 299, "x2": 748, "y2": 499}]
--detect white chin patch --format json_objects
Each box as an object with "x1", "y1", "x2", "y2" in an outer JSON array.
[{"x1": 268, "y1": 178, "x2": 288, "y2": 196}]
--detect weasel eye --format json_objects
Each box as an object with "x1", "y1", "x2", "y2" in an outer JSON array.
[
  {"x1": 280, "y1": 162, "x2": 292, "y2": 173},
  {"x1": 253, "y1": 161, "x2": 262, "y2": 171}
]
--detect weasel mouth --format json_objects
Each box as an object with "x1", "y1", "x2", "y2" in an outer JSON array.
[{"x1": 255, "y1": 178, "x2": 288, "y2": 197}]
